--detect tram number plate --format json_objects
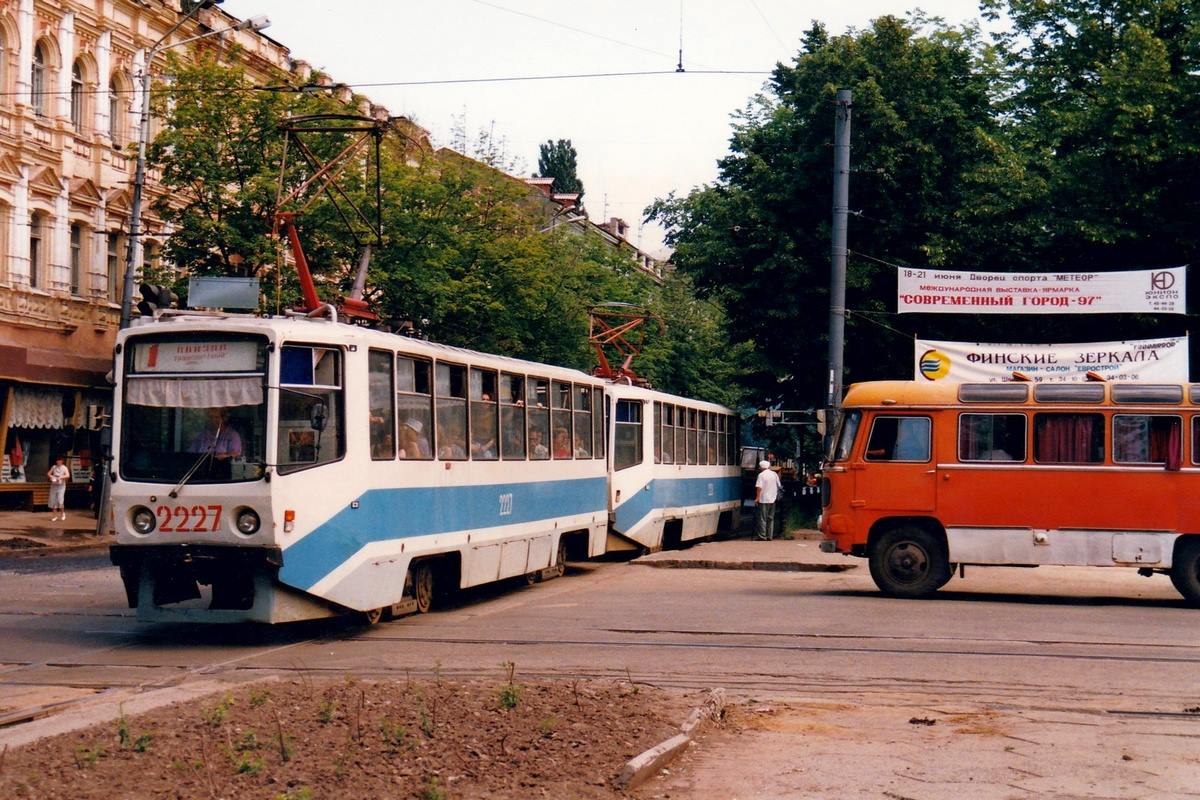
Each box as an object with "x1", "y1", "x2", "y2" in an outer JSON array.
[
  {"x1": 156, "y1": 504, "x2": 223, "y2": 533},
  {"x1": 498, "y1": 492, "x2": 514, "y2": 517}
]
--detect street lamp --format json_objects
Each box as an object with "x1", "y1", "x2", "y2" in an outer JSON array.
[{"x1": 118, "y1": 8, "x2": 270, "y2": 328}]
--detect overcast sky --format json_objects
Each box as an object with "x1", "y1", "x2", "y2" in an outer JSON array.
[{"x1": 221, "y1": 0, "x2": 988, "y2": 255}]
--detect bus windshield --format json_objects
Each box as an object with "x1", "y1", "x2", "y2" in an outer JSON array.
[{"x1": 119, "y1": 336, "x2": 267, "y2": 483}]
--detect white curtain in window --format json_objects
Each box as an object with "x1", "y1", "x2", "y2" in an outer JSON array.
[
  {"x1": 9, "y1": 387, "x2": 64, "y2": 429},
  {"x1": 126, "y1": 377, "x2": 263, "y2": 408}
]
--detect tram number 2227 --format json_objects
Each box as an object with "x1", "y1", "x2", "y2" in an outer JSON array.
[
  {"x1": 155, "y1": 505, "x2": 223, "y2": 533},
  {"x1": 498, "y1": 493, "x2": 514, "y2": 517}
]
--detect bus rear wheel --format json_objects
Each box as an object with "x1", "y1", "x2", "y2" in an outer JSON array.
[
  {"x1": 869, "y1": 525, "x2": 951, "y2": 598},
  {"x1": 1169, "y1": 538, "x2": 1200, "y2": 605}
]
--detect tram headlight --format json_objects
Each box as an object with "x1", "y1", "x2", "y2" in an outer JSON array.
[
  {"x1": 131, "y1": 506, "x2": 156, "y2": 535},
  {"x1": 235, "y1": 508, "x2": 261, "y2": 536}
]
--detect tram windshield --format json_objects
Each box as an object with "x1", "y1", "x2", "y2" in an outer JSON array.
[{"x1": 120, "y1": 335, "x2": 268, "y2": 483}]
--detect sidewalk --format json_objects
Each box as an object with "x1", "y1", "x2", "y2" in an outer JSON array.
[
  {"x1": 0, "y1": 508, "x2": 112, "y2": 556},
  {"x1": 633, "y1": 533, "x2": 858, "y2": 572}
]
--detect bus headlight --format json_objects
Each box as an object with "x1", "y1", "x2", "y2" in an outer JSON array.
[
  {"x1": 131, "y1": 506, "x2": 156, "y2": 534},
  {"x1": 235, "y1": 508, "x2": 261, "y2": 536}
]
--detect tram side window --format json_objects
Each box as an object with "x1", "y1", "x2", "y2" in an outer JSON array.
[
  {"x1": 278, "y1": 345, "x2": 344, "y2": 474},
  {"x1": 661, "y1": 404, "x2": 674, "y2": 464},
  {"x1": 615, "y1": 399, "x2": 643, "y2": 471},
  {"x1": 1114, "y1": 414, "x2": 1180, "y2": 466},
  {"x1": 368, "y1": 350, "x2": 395, "y2": 460},
  {"x1": 501, "y1": 372, "x2": 526, "y2": 460},
  {"x1": 593, "y1": 387, "x2": 605, "y2": 458},
  {"x1": 396, "y1": 355, "x2": 432, "y2": 459},
  {"x1": 696, "y1": 411, "x2": 707, "y2": 465},
  {"x1": 676, "y1": 407, "x2": 686, "y2": 462},
  {"x1": 726, "y1": 416, "x2": 735, "y2": 465},
  {"x1": 470, "y1": 368, "x2": 498, "y2": 460},
  {"x1": 1033, "y1": 413, "x2": 1104, "y2": 464},
  {"x1": 435, "y1": 362, "x2": 468, "y2": 460},
  {"x1": 691, "y1": 410, "x2": 700, "y2": 465},
  {"x1": 865, "y1": 416, "x2": 931, "y2": 462},
  {"x1": 528, "y1": 377, "x2": 550, "y2": 460},
  {"x1": 958, "y1": 413, "x2": 1025, "y2": 462},
  {"x1": 717, "y1": 415, "x2": 727, "y2": 465},
  {"x1": 653, "y1": 402, "x2": 663, "y2": 464},
  {"x1": 573, "y1": 385, "x2": 593, "y2": 458},
  {"x1": 552, "y1": 380, "x2": 573, "y2": 459},
  {"x1": 707, "y1": 412, "x2": 718, "y2": 464}
]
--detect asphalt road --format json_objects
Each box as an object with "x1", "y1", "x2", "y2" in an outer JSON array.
[{"x1": 2, "y1": 550, "x2": 1199, "y2": 796}]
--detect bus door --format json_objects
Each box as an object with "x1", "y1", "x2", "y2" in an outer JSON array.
[{"x1": 853, "y1": 414, "x2": 936, "y2": 512}]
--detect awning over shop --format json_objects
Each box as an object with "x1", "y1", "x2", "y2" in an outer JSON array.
[{"x1": 8, "y1": 387, "x2": 65, "y2": 429}]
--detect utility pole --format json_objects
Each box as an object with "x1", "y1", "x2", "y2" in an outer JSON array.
[{"x1": 825, "y1": 88, "x2": 852, "y2": 444}]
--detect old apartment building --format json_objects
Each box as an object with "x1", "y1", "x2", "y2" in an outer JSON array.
[{"x1": 0, "y1": 0, "x2": 326, "y2": 506}]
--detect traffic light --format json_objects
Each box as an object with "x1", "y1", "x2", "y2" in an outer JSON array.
[
  {"x1": 180, "y1": 0, "x2": 223, "y2": 14},
  {"x1": 137, "y1": 283, "x2": 178, "y2": 318}
]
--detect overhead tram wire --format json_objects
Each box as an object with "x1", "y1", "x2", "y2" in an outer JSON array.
[{"x1": 744, "y1": 0, "x2": 789, "y2": 50}]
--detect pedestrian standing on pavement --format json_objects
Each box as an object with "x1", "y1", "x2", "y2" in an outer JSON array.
[
  {"x1": 754, "y1": 460, "x2": 782, "y2": 541},
  {"x1": 47, "y1": 456, "x2": 70, "y2": 521}
]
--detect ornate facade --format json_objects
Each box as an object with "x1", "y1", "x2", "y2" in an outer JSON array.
[{"x1": 0, "y1": 0, "x2": 293, "y2": 504}]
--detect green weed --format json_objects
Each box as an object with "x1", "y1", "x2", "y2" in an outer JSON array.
[{"x1": 421, "y1": 777, "x2": 447, "y2": 800}]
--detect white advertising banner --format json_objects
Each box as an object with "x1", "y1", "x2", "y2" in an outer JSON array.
[
  {"x1": 897, "y1": 266, "x2": 1185, "y2": 314},
  {"x1": 914, "y1": 336, "x2": 1189, "y2": 383}
]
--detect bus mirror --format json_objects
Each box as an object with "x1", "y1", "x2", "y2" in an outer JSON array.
[
  {"x1": 815, "y1": 409, "x2": 826, "y2": 436},
  {"x1": 310, "y1": 401, "x2": 327, "y2": 432}
]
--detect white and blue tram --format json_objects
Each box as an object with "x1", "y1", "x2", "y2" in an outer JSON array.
[{"x1": 108, "y1": 312, "x2": 741, "y2": 623}]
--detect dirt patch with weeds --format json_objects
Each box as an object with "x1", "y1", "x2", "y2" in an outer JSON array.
[{"x1": 0, "y1": 674, "x2": 688, "y2": 799}]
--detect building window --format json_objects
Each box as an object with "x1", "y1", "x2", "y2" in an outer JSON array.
[
  {"x1": 109, "y1": 77, "x2": 122, "y2": 145},
  {"x1": 69, "y1": 223, "x2": 86, "y2": 295},
  {"x1": 31, "y1": 43, "x2": 47, "y2": 117},
  {"x1": 107, "y1": 232, "x2": 123, "y2": 301},
  {"x1": 28, "y1": 213, "x2": 45, "y2": 288},
  {"x1": 70, "y1": 61, "x2": 85, "y2": 131}
]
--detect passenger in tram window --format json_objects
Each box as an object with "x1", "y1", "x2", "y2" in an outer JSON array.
[
  {"x1": 438, "y1": 422, "x2": 467, "y2": 460},
  {"x1": 574, "y1": 433, "x2": 591, "y2": 458},
  {"x1": 399, "y1": 419, "x2": 430, "y2": 459},
  {"x1": 553, "y1": 427, "x2": 571, "y2": 459},
  {"x1": 529, "y1": 428, "x2": 549, "y2": 459}
]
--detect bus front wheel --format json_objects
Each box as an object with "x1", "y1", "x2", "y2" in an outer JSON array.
[
  {"x1": 1170, "y1": 538, "x2": 1200, "y2": 605},
  {"x1": 869, "y1": 526, "x2": 951, "y2": 598}
]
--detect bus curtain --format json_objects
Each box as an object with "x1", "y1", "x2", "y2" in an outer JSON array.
[
  {"x1": 1034, "y1": 414, "x2": 1099, "y2": 463},
  {"x1": 125, "y1": 377, "x2": 263, "y2": 408}
]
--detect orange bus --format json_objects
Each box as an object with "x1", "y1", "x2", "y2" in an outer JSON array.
[{"x1": 818, "y1": 380, "x2": 1200, "y2": 603}]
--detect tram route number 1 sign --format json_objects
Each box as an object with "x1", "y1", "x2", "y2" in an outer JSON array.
[{"x1": 897, "y1": 266, "x2": 1186, "y2": 315}]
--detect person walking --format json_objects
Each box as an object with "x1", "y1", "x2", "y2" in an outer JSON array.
[
  {"x1": 754, "y1": 460, "x2": 782, "y2": 541},
  {"x1": 47, "y1": 456, "x2": 70, "y2": 521}
]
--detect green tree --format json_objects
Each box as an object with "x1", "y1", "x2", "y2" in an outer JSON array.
[
  {"x1": 649, "y1": 15, "x2": 1012, "y2": 406},
  {"x1": 536, "y1": 139, "x2": 585, "y2": 205}
]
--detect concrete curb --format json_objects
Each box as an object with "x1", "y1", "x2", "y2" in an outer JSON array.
[
  {"x1": 615, "y1": 687, "x2": 726, "y2": 790},
  {"x1": 635, "y1": 559, "x2": 856, "y2": 572}
]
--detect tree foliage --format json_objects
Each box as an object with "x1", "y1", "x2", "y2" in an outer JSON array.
[
  {"x1": 536, "y1": 139, "x2": 585, "y2": 205},
  {"x1": 649, "y1": 3, "x2": 1200, "y2": 406}
]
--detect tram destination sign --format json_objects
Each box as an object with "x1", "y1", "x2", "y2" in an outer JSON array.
[
  {"x1": 914, "y1": 336, "x2": 1189, "y2": 383},
  {"x1": 897, "y1": 266, "x2": 1185, "y2": 315}
]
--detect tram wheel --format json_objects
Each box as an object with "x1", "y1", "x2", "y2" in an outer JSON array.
[
  {"x1": 411, "y1": 562, "x2": 434, "y2": 614},
  {"x1": 362, "y1": 607, "x2": 384, "y2": 625},
  {"x1": 869, "y1": 525, "x2": 950, "y2": 598},
  {"x1": 1169, "y1": 537, "x2": 1200, "y2": 605},
  {"x1": 553, "y1": 538, "x2": 568, "y2": 578}
]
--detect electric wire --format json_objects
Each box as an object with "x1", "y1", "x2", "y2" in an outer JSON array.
[{"x1": 744, "y1": 0, "x2": 789, "y2": 49}]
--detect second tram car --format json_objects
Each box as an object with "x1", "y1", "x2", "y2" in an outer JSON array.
[{"x1": 108, "y1": 312, "x2": 741, "y2": 623}]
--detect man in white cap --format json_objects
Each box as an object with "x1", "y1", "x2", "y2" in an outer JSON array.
[{"x1": 754, "y1": 459, "x2": 782, "y2": 541}]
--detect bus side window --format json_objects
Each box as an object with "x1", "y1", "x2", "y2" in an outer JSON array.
[
  {"x1": 958, "y1": 413, "x2": 1025, "y2": 462},
  {"x1": 1114, "y1": 414, "x2": 1181, "y2": 466},
  {"x1": 865, "y1": 416, "x2": 931, "y2": 462},
  {"x1": 1033, "y1": 413, "x2": 1104, "y2": 464}
]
